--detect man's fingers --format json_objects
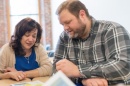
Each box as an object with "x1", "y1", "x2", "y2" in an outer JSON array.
[
  {"x1": 101, "y1": 79, "x2": 108, "y2": 86},
  {"x1": 56, "y1": 59, "x2": 66, "y2": 70},
  {"x1": 82, "y1": 79, "x2": 97, "y2": 86},
  {"x1": 82, "y1": 78, "x2": 108, "y2": 86},
  {"x1": 56, "y1": 59, "x2": 64, "y2": 66}
]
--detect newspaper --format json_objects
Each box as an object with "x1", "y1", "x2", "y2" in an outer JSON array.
[
  {"x1": 45, "y1": 70, "x2": 76, "y2": 86},
  {"x1": 10, "y1": 80, "x2": 45, "y2": 86},
  {"x1": 10, "y1": 71, "x2": 75, "y2": 86}
]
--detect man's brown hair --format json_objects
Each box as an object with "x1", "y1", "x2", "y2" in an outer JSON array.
[{"x1": 56, "y1": 0, "x2": 90, "y2": 18}]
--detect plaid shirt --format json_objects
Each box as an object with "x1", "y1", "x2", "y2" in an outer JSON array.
[{"x1": 53, "y1": 18, "x2": 130, "y2": 84}]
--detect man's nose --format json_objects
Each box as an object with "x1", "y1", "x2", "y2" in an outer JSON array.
[{"x1": 63, "y1": 24, "x2": 69, "y2": 31}]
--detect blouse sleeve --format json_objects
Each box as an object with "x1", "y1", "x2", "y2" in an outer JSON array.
[{"x1": 35, "y1": 44, "x2": 52, "y2": 76}]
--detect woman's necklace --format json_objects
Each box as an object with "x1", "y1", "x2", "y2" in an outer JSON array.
[
  {"x1": 25, "y1": 57, "x2": 30, "y2": 64},
  {"x1": 24, "y1": 49, "x2": 32, "y2": 64}
]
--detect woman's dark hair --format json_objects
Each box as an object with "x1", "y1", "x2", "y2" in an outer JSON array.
[
  {"x1": 56, "y1": 0, "x2": 90, "y2": 18},
  {"x1": 9, "y1": 17, "x2": 42, "y2": 56}
]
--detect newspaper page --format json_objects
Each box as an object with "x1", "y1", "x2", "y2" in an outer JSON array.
[
  {"x1": 45, "y1": 70, "x2": 76, "y2": 86},
  {"x1": 10, "y1": 80, "x2": 45, "y2": 86}
]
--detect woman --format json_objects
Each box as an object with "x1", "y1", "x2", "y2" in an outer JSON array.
[{"x1": 0, "y1": 17, "x2": 52, "y2": 81}]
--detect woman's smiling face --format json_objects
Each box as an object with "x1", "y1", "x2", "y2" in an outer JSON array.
[{"x1": 20, "y1": 29, "x2": 37, "y2": 50}]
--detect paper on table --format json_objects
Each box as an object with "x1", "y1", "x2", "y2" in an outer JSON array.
[
  {"x1": 10, "y1": 80, "x2": 45, "y2": 86},
  {"x1": 45, "y1": 70, "x2": 76, "y2": 86}
]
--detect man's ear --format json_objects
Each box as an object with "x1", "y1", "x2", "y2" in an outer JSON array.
[{"x1": 79, "y1": 10, "x2": 86, "y2": 18}]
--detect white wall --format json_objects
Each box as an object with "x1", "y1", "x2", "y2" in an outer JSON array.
[
  {"x1": 10, "y1": 0, "x2": 39, "y2": 35},
  {"x1": 51, "y1": 0, "x2": 130, "y2": 50},
  {"x1": 51, "y1": 0, "x2": 65, "y2": 50}
]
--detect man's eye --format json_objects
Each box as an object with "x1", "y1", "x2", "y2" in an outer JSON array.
[
  {"x1": 65, "y1": 21, "x2": 71, "y2": 24},
  {"x1": 65, "y1": 20, "x2": 72, "y2": 24}
]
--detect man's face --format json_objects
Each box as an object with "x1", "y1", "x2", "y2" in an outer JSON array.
[{"x1": 59, "y1": 9, "x2": 86, "y2": 38}]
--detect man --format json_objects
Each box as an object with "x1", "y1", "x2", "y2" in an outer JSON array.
[{"x1": 53, "y1": 0, "x2": 130, "y2": 86}]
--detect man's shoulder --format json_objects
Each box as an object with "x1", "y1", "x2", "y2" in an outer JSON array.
[{"x1": 97, "y1": 20, "x2": 123, "y2": 28}]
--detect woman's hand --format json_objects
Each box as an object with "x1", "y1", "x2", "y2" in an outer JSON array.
[
  {"x1": 4, "y1": 67, "x2": 17, "y2": 72},
  {"x1": 82, "y1": 78, "x2": 108, "y2": 86},
  {"x1": 5, "y1": 71, "x2": 27, "y2": 81}
]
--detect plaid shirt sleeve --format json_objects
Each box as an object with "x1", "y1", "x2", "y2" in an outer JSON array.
[
  {"x1": 101, "y1": 23, "x2": 130, "y2": 80},
  {"x1": 79, "y1": 21, "x2": 130, "y2": 81},
  {"x1": 53, "y1": 32, "x2": 69, "y2": 73}
]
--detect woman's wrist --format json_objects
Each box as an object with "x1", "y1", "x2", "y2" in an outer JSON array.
[{"x1": 0, "y1": 72, "x2": 10, "y2": 79}]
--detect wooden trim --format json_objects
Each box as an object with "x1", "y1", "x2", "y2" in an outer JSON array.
[
  {"x1": 38, "y1": 0, "x2": 41, "y2": 24},
  {"x1": 6, "y1": 0, "x2": 11, "y2": 41}
]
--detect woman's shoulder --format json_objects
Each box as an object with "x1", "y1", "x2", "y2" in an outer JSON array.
[
  {"x1": 35, "y1": 43, "x2": 44, "y2": 49},
  {"x1": 0, "y1": 43, "x2": 11, "y2": 51},
  {"x1": 0, "y1": 43, "x2": 14, "y2": 54},
  {"x1": 34, "y1": 43, "x2": 46, "y2": 52},
  {"x1": 34, "y1": 43, "x2": 48, "y2": 56}
]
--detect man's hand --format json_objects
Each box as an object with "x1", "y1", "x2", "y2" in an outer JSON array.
[
  {"x1": 82, "y1": 78, "x2": 108, "y2": 86},
  {"x1": 56, "y1": 59, "x2": 81, "y2": 77}
]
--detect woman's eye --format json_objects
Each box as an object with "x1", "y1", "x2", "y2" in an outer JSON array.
[
  {"x1": 25, "y1": 34, "x2": 29, "y2": 37},
  {"x1": 33, "y1": 35, "x2": 37, "y2": 38}
]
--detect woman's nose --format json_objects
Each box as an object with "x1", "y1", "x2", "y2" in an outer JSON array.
[{"x1": 28, "y1": 36, "x2": 33, "y2": 41}]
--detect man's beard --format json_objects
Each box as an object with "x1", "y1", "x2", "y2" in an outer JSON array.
[
  {"x1": 67, "y1": 18, "x2": 86, "y2": 39},
  {"x1": 68, "y1": 33, "x2": 78, "y2": 38},
  {"x1": 69, "y1": 24, "x2": 86, "y2": 39}
]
